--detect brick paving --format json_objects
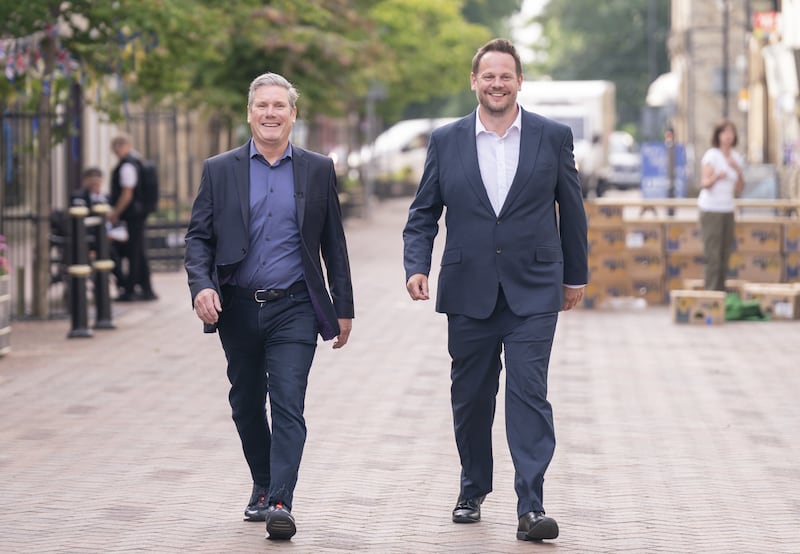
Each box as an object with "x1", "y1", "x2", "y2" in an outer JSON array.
[{"x1": 1, "y1": 197, "x2": 799, "y2": 553}]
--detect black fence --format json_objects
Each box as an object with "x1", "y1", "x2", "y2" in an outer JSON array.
[
  {"x1": 1, "y1": 108, "x2": 190, "y2": 320},
  {"x1": 1, "y1": 110, "x2": 73, "y2": 319}
]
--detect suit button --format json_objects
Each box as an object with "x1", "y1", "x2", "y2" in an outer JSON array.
[
  {"x1": 496, "y1": 248, "x2": 502, "y2": 254},
  {"x1": 496, "y1": 219, "x2": 501, "y2": 225}
]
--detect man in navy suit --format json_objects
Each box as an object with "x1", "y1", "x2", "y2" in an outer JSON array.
[
  {"x1": 185, "y1": 72, "x2": 354, "y2": 541},
  {"x1": 403, "y1": 38, "x2": 588, "y2": 542}
]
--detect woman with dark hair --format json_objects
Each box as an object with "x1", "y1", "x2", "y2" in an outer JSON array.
[{"x1": 698, "y1": 120, "x2": 745, "y2": 291}]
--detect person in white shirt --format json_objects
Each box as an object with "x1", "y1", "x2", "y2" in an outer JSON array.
[{"x1": 698, "y1": 120, "x2": 745, "y2": 291}]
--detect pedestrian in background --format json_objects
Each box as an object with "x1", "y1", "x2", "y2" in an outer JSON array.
[
  {"x1": 109, "y1": 134, "x2": 158, "y2": 301},
  {"x1": 402, "y1": 38, "x2": 588, "y2": 542},
  {"x1": 698, "y1": 120, "x2": 745, "y2": 291},
  {"x1": 184, "y1": 72, "x2": 354, "y2": 541},
  {"x1": 71, "y1": 167, "x2": 125, "y2": 285}
]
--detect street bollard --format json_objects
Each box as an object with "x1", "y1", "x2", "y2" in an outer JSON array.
[
  {"x1": 89, "y1": 203, "x2": 115, "y2": 329},
  {"x1": 67, "y1": 205, "x2": 93, "y2": 338}
]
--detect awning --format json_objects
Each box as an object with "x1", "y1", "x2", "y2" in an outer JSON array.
[
  {"x1": 762, "y1": 43, "x2": 799, "y2": 100},
  {"x1": 646, "y1": 72, "x2": 680, "y2": 108}
]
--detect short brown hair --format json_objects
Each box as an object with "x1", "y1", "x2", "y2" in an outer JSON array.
[
  {"x1": 82, "y1": 167, "x2": 103, "y2": 179},
  {"x1": 711, "y1": 120, "x2": 738, "y2": 148},
  {"x1": 471, "y1": 38, "x2": 523, "y2": 77}
]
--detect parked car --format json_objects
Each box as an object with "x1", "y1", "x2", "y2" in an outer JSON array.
[
  {"x1": 598, "y1": 131, "x2": 642, "y2": 196},
  {"x1": 357, "y1": 117, "x2": 457, "y2": 197}
]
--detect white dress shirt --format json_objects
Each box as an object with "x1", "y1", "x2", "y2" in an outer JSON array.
[{"x1": 475, "y1": 106, "x2": 522, "y2": 215}]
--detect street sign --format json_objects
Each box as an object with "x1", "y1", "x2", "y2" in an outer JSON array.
[{"x1": 640, "y1": 141, "x2": 687, "y2": 199}]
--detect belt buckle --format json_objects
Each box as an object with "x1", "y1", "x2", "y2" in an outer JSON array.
[{"x1": 254, "y1": 289, "x2": 281, "y2": 302}]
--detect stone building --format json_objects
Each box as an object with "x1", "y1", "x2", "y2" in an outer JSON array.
[{"x1": 660, "y1": 0, "x2": 799, "y2": 196}]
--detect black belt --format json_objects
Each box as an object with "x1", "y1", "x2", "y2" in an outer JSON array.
[{"x1": 224, "y1": 281, "x2": 307, "y2": 303}]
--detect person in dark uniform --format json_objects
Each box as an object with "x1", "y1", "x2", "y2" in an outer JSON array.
[{"x1": 108, "y1": 134, "x2": 157, "y2": 301}]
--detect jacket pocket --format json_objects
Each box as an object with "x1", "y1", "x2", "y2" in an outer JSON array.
[
  {"x1": 441, "y1": 248, "x2": 462, "y2": 266},
  {"x1": 535, "y1": 246, "x2": 563, "y2": 263}
]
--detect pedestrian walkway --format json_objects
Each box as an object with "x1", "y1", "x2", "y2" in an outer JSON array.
[{"x1": 1, "y1": 197, "x2": 799, "y2": 553}]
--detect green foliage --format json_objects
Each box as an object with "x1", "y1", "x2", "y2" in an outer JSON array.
[
  {"x1": 0, "y1": 0, "x2": 500, "y2": 133},
  {"x1": 368, "y1": 0, "x2": 490, "y2": 121},
  {"x1": 529, "y1": 0, "x2": 670, "y2": 130},
  {"x1": 462, "y1": 0, "x2": 524, "y2": 35},
  {"x1": 188, "y1": 0, "x2": 383, "y2": 123}
]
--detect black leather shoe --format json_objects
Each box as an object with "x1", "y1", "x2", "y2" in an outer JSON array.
[
  {"x1": 243, "y1": 485, "x2": 269, "y2": 522},
  {"x1": 517, "y1": 511, "x2": 559, "y2": 541},
  {"x1": 452, "y1": 495, "x2": 486, "y2": 523},
  {"x1": 265, "y1": 502, "x2": 296, "y2": 540}
]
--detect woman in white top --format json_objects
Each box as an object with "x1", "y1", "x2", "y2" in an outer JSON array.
[{"x1": 698, "y1": 120, "x2": 745, "y2": 291}]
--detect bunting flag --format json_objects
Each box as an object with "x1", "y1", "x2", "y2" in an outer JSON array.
[{"x1": 0, "y1": 24, "x2": 81, "y2": 84}]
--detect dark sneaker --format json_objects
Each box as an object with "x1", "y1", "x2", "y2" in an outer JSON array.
[
  {"x1": 265, "y1": 502, "x2": 296, "y2": 540},
  {"x1": 243, "y1": 485, "x2": 269, "y2": 522}
]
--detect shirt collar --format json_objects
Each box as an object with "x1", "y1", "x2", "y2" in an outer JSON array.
[
  {"x1": 475, "y1": 104, "x2": 522, "y2": 137},
  {"x1": 249, "y1": 139, "x2": 293, "y2": 164}
]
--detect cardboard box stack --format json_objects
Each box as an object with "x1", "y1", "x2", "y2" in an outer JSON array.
[
  {"x1": 664, "y1": 220, "x2": 705, "y2": 293},
  {"x1": 783, "y1": 220, "x2": 800, "y2": 282},
  {"x1": 740, "y1": 283, "x2": 800, "y2": 320},
  {"x1": 582, "y1": 201, "x2": 800, "y2": 316},
  {"x1": 670, "y1": 289, "x2": 727, "y2": 325},
  {"x1": 681, "y1": 278, "x2": 748, "y2": 296},
  {"x1": 728, "y1": 220, "x2": 783, "y2": 282},
  {"x1": 626, "y1": 221, "x2": 666, "y2": 305},
  {"x1": 583, "y1": 203, "x2": 628, "y2": 308}
]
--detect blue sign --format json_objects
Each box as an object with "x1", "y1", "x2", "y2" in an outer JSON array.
[{"x1": 640, "y1": 142, "x2": 687, "y2": 198}]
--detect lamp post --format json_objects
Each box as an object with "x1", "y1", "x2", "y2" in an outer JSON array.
[{"x1": 721, "y1": 0, "x2": 731, "y2": 118}]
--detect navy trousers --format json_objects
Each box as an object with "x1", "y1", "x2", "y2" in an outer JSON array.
[
  {"x1": 447, "y1": 288, "x2": 558, "y2": 516},
  {"x1": 217, "y1": 283, "x2": 318, "y2": 510}
]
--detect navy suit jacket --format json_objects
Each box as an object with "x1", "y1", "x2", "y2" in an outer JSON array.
[
  {"x1": 403, "y1": 108, "x2": 588, "y2": 318},
  {"x1": 185, "y1": 142, "x2": 354, "y2": 340}
]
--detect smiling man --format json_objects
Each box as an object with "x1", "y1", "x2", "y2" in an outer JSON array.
[
  {"x1": 403, "y1": 38, "x2": 588, "y2": 542},
  {"x1": 185, "y1": 72, "x2": 354, "y2": 541}
]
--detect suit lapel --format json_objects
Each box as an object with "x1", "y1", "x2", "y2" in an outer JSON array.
[
  {"x1": 458, "y1": 112, "x2": 495, "y2": 214},
  {"x1": 292, "y1": 146, "x2": 307, "y2": 230},
  {"x1": 233, "y1": 143, "x2": 251, "y2": 226},
  {"x1": 499, "y1": 109, "x2": 542, "y2": 217}
]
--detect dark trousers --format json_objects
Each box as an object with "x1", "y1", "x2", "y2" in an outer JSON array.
[
  {"x1": 121, "y1": 216, "x2": 154, "y2": 295},
  {"x1": 217, "y1": 284, "x2": 318, "y2": 510},
  {"x1": 700, "y1": 210, "x2": 735, "y2": 292},
  {"x1": 447, "y1": 288, "x2": 558, "y2": 516}
]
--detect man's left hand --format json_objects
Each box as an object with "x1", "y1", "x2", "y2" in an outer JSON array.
[{"x1": 561, "y1": 286, "x2": 584, "y2": 311}]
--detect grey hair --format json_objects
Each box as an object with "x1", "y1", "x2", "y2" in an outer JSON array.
[{"x1": 247, "y1": 73, "x2": 300, "y2": 110}]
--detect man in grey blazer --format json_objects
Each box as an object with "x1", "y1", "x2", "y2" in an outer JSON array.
[
  {"x1": 403, "y1": 38, "x2": 588, "y2": 542},
  {"x1": 185, "y1": 73, "x2": 354, "y2": 541}
]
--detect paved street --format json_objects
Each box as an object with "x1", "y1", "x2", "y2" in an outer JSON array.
[{"x1": 1, "y1": 197, "x2": 799, "y2": 553}]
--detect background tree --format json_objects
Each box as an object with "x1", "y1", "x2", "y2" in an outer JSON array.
[
  {"x1": 527, "y1": 0, "x2": 670, "y2": 135},
  {"x1": 407, "y1": 0, "x2": 524, "y2": 118},
  {"x1": 462, "y1": 0, "x2": 524, "y2": 35},
  {"x1": 366, "y1": 0, "x2": 489, "y2": 122},
  {"x1": 0, "y1": 0, "x2": 226, "y2": 317}
]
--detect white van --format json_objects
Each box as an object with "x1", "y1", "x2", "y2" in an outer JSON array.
[{"x1": 359, "y1": 117, "x2": 457, "y2": 196}]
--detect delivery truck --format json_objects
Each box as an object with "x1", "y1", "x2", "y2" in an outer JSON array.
[{"x1": 517, "y1": 80, "x2": 616, "y2": 197}]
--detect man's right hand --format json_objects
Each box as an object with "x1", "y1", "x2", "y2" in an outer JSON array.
[
  {"x1": 194, "y1": 288, "x2": 222, "y2": 324},
  {"x1": 406, "y1": 274, "x2": 429, "y2": 301}
]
